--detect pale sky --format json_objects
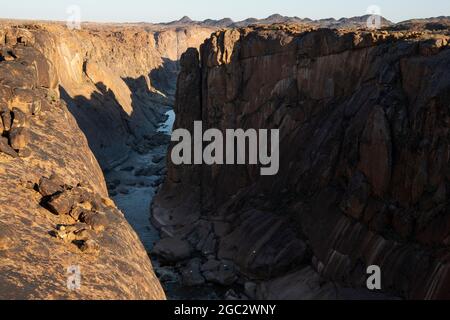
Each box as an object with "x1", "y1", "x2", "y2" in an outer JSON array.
[{"x1": 1, "y1": 0, "x2": 449, "y2": 23}]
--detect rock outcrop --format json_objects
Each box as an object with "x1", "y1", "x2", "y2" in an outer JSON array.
[
  {"x1": 154, "y1": 25, "x2": 450, "y2": 299},
  {"x1": 0, "y1": 25, "x2": 165, "y2": 299}
]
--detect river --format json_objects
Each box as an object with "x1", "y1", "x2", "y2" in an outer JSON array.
[{"x1": 104, "y1": 110, "x2": 222, "y2": 299}]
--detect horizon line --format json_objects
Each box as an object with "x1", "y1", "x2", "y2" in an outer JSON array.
[{"x1": 1, "y1": 14, "x2": 449, "y2": 25}]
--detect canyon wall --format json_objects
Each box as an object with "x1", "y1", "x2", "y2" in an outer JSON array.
[
  {"x1": 0, "y1": 24, "x2": 194, "y2": 299},
  {"x1": 16, "y1": 23, "x2": 214, "y2": 169},
  {"x1": 154, "y1": 25, "x2": 450, "y2": 299}
]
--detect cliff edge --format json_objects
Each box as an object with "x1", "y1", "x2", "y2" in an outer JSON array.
[{"x1": 0, "y1": 26, "x2": 165, "y2": 299}]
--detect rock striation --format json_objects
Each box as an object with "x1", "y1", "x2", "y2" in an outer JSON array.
[{"x1": 154, "y1": 25, "x2": 450, "y2": 299}]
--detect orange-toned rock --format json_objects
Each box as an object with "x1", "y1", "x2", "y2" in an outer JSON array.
[{"x1": 0, "y1": 28, "x2": 165, "y2": 300}]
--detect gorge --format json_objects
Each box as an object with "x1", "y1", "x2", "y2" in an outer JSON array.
[{"x1": 0, "y1": 16, "x2": 449, "y2": 300}]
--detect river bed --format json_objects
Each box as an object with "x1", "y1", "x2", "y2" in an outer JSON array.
[{"x1": 104, "y1": 111, "x2": 226, "y2": 300}]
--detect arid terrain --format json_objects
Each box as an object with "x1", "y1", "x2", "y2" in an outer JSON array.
[{"x1": 0, "y1": 15, "x2": 449, "y2": 299}]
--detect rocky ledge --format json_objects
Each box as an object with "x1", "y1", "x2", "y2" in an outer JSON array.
[
  {"x1": 0, "y1": 27, "x2": 165, "y2": 299},
  {"x1": 153, "y1": 25, "x2": 450, "y2": 299}
]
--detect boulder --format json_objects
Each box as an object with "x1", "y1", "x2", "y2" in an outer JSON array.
[
  {"x1": 244, "y1": 282, "x2": 257, "y2": 299},
  {"x1": 153, "y1": 237, "x2": 192, "y2": 262},
  {"x1": 201, "y1": 259, "x2": 238, "y2": 286},
  {"x1": 80, "y1": 211, "x2": 109, "y2": 232},
  {"x1": 181, "y1": 258, "x2": 205, "y2": 286},
  {"x1": 38, "y1": 175, "x2": 65, "y2": 197},
  {"x1": 9, "y1": 127, "x2": 30, "y2": 151}
]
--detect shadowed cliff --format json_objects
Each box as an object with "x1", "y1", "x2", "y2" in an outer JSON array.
[{"x1": 154, "y1": 25, "x2": 450, "y2": 299}]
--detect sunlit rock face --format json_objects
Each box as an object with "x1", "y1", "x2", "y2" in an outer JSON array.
[
  {"x1": 22, "y1": 23, "x2": 214, "y2": 170},
  {"x1": 0, "y1": 22, "x2": 213, "y2": 300},
  {"x1": 155, "y1": 25, "x2": 450, "y2": 299}
]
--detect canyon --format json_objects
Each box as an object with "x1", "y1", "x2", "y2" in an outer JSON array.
[
  {"x1": 154, "y1": 24, "x2": 450, "y2": 299},
  {"x1": 0, "y1": 16, "x2": 449, "y2": 300},
  {"x1": 0, "y1": 21, "x2": 213, "y2": 299}
]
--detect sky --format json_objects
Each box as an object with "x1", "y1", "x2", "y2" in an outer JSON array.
[{"x1": 1, "y1": 0, "x2": 449, "y2": 23}]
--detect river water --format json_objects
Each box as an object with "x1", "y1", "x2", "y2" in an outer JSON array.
[
  {"x1": 105, "y1": 110, "x2": 230, "y2": 300},
  {"x1": 105, "y1": 110, "x2": 175, "y2": 251}
]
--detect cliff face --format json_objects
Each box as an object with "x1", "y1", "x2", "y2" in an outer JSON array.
[
  {"x1": 14, "y1": 23, "x2": 214, "y2": 169},
  {"x1": 154, "y1": 26, "x2": 450, "y2": 299},
  {"x1": 0, "y1": 25, "x2": 171, "y2": 299}
]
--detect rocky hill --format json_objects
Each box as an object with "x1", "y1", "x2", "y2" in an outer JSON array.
[
  {"x1": 163, "y1": 14, "x2": 393, "y2": 29},
  {"x1": 154, "y1": 25, "x2": 450, "y2": 299}
]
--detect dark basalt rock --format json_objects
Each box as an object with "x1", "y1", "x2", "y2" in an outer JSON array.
[{"x1": 154, "y1": 27, "x2": 450, "y2": 299}]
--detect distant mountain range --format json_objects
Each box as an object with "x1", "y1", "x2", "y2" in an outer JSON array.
[
  {"x1": 389, "y1": 16, "x2": 450, "y2": 30},
  {"x1": 161, "y1": 14, "x2": 394, "y2": 29}
]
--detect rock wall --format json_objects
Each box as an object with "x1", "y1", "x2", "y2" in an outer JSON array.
[
  {"x1": 9, "y1": 23, "x2": 214, "y2": 169},
  {"x1": 154, "y1": 25, "x2": 450, "y2": 299},
  {"x1": 0, "y1": 25, "x2": 167, "y2": 299}
]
